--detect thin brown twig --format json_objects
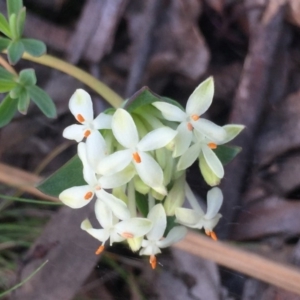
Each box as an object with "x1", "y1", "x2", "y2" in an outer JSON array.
[{"x1": 0, "y1": 55, "x2": 18, "y2": 75}]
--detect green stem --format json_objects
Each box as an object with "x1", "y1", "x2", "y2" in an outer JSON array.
[
  {"x1": 21, "y1": 53, "x2": 124, "y2": 108},
  {"x1": 127, "y1": 181, "x2": 136, "y2": 217}
]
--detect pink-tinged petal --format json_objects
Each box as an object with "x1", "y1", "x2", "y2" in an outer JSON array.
[
  {"x1": 114, "y1": 218, "x2": 153, "y2": 238},
  {"x1": 173, "y1": 122, "x2": 193, "y2": 157},
  {"x1": 152, "y1": 102, "x2": 186, "y2": 122},
  {"x1": 59, "y1": 186, "x2": 94, "y2": 208},
  {"x1": 177, "y1": 142, "x2": 201, "y2": 170},
  {"x1": 186, "y1": 77, "x2": 214, "y2": 116},
  {"x1": 175, "y1": 207, "x2": 203, "y2": 228},
  {"x1": 96, "y1": 189, "x2": 130, "y2": 220},
  {"x1": 192, "y1": 118, "x2": 226, "y2": 143},
  {"x1": 94, "y1": 199, "x2": 113, "y2": 229},
  {"x1": 146, "y1": 204, "x2": 166, "y2": 240},
  {"x1": 138, "y1": 127, "x2": 177, "y2": 152},
  {"x1": 99, "y1": 165, "x2": 135, "y2": 189},
  {"x1": 86, "y1": 131, "x2": 107, "y2": 168},
  {"x1": 97, "y1": 149, "x2": 132, "y2": 176},
  {"x1": 206, "y1": 187, "x2": 223, "y2": 219},
  {"x1": 202, "y1": 145, "x2": 224, "y2": 178},
  {"x1": 134, "y1": 152, "x2": 167, "y2": 195},
  {"x1": 69, "y1": 89, "x2": 93, "y2": 123},
  {"x1": 112, "y1": 108, "x2": 139, "y2": 148},
  {"x1": 157, "y1": 226, "x2": 187, "y2": 248},
  {"x1": 81, "y1": 219, "x2": 110, "y2": 242},
  {"x1": 63, "y1": 124, "x2": 85, "y2": 142},
  {"x1": 93, "y1": 112, "x2": 112, "y2": 129}
]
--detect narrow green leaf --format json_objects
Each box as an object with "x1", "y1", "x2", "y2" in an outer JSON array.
[
  {"x1": 17, "y1": 88, "x2": 30, "y2": 114},
  {"x1": 0, "y1": 80, "x2": 16, "y2": 92},
  {"x1": 16, "y1": 7, "x2": 26, "y2": 37},
  {"x1": 8, "y1": 13, "x2": 18, "y2": 39},
  {"x1": 199, "y1": 151, "x2": 220, "y2": 186},
  {"x1": 135, "y1": 192, "x2": 149, "y2": 217},
  {"x1": 0, "y1": 13, "x2": 12, "y2": 38},
  {"x1": 0, "y1": 194, "x2": 62, "y2": 205},
  {"x1": 7, "y1": 0, "x2": 23, "y2": 17},
  {"x1": 19, "y1": 68, "x2": 37, "y2": 86},
  {"x1": 21, "y1": 38, "x2": 46, "y2": 57},
  {"x1": 0, "y1": 66, "x2": 15, "y2": 81},
  {"x1": 37, "y1": 155, "x2": 85, "y2": 197},
  {"x1": 27, "y1": 85, "x2": 57, "y2": 118},
  {"x1": 213, "y1": 145, "x2": 242, "y2": 166},
  {"x1": 0, "y1": 95, "x2": 18, "y2": 127},
  {"x1": 7, "y1": 40, "x2": 24, "y2": 65},
  {"x1": 0, "y1": 37, "x2": 11, "y2": 52}
]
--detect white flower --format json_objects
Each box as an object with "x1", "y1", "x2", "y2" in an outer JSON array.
[
  {"x1": 175, "y1": 187, "x2": 223, "y2": 240},
  {"x1": 139, "y1": 204, "x2": 187, "y2": 269},
  {"x1": 63, "y1": 89, "x2": 112, "y2": 142},
  {"x1": 81, "y1": 200, "x2": 153, "y2": 255},
  {"x1": 97, "y1": 108, "x2": 177, "y2": 195},
  {"x1": 152, "y1": 77, "x2": 226, "y2": 157}
]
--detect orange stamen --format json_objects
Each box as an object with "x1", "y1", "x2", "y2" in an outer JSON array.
[
  {"x1": 84, "y1": 130, "x2": 91, "y2": 138},
  {"x1": 76, "y1": 114, "x2": 85, "y2": 123},
  {"x1": 95, "y1": 245, "x2": 104, "y2": 255},
  {"x1": 208, "y1": 142, "x2": 217, "y2": 149},
  {"x1": 84, "y1": 191, "x2": 93, "y2": 200},
  {"x1": 132, "y1": 152, "x2": 141, "y2": 163},
  {"x1": 121, "y1": 232, "x2": 134, "y2": 239},
  {"x1": 150, "y1": 255, "x2": 157, "y2": 269},
  {"x1": 187, "y1": 122, "x2": 193, "y2": 131},
  {"x1": 191, "y1": 114, "x2": 200, "y2": 121},
  {"x1": 205, "y1": 230, "x2": 218, "y2": 241}
]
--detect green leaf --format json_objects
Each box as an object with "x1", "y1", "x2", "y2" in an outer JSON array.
[
  {"x1": 37, "y1": 155, "x2": 85, "y2": 197},
  {"x1": 7, "y1": 0, "x2": 23, "y2": 17},
  {"x1": 0, "y1": 13, "x2": 12, "y2": 38},
  {"x1": 27, "y1": 85, "x2": 57, "y2": 118},
  {"x1": 17, "y1": 87, "x2": 30, "y2": 114},
  {"x1": 199, "y1": 151, "x2": 220, "y2": 186},
  {"x1": 7, "y1": 40, "x2": 24, "y2": 64},
  {"x1": 161, "y1": 96, "x2": 185, "y2": 110},
  {"x1": 0, "y1": 37, "x2": 11, "y2": 52},
  {"x1": 213, "y1": 145, "x2": 242, "y2": 166},
  {"x1": 135, "y1": 192, "x2": 149, "y2": 217},
  {"x1": 0, "y1": 95, "x2": 18, "y2": 127},
  {"x1": 19, "y1": 68, "x2": 37, "y2": 86},
  {"x1": 0, "y1": 80, "x2": 16, "y2": 92},
  {"x1": 8, "y1": 13, "x2": 18, "y2": 39},
  {"x1": 21, "y1": 38, "x2": 46, "y2": 57},
  {"x1": 9, "y1": 84, "x2": 22, "y2": 98},
  {"x1": 0, "y1": 66, "x2": 15, "y2": 81},
  {"x1": 16, "y1": 7, "x2": 26, "y2": 37}
]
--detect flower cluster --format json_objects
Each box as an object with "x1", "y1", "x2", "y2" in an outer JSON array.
[{"x1": 58, "y1": 78, "x2": 244, "y2": 269}]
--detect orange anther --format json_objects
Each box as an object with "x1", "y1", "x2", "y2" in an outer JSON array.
[
  {"x1": 205, "y1": 230, "x2": 218, "y2": 241},
  {"x1": 121, "y1": 232, "x2": 134, "y2": 239},
  {"x1": 76, "y1": 114, "x2": 85, "y2": 123},
  {"x1": 191, "y1": 114, "x2": 200, "y2": 121},
  {"x1": 187, "y1": 122, "x2": 193, "y2": 131},
  {"x1": 208, "y1": 143, "x2": 217, "y2": 149},
  {"x1": 150, "y1": 255, "x2": 157, "y2": 269},
  {"x1": 84, "y1": 130, "x2": 91, "y2": 138},
  {"x1": 132, "y1": 152, "x2": 141, "y2": 163},
  {"x1": 84, "y1": 191, "x2": 93, "y2": 200},
  {"x1": 95, "y1": 245, "x2": 104, "y2": 255}
]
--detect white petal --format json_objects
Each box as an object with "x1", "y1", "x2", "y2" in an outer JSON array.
[
  {"x1": 199, "y1": 151, "x2": 221, "y2": 186},
  {"x1": 137, "y1": 127, "x2": 177, "y2": 152},
  {"x1": 96, "y1": 189, "x2": 130, "y2": 220},
  {"x1": 152, "y1": 102, "x2": 187, "y2": 122},
  {"x1": 69, "y1": 89, "x2": 93, "y2": 123},
  {"x1": 175, "y1": 207, "x2": 203, "y2": 228},
  {"x1": 94, "y1": 199, "x2": 113, "y2": 229},
  {"x1": 112, "y1": 108, "x2": 139, "y2": 148},
  {"x1": 59, "y1": 186, "x2": 93, "y2": 208},
  {"x1": 86, "y1": 131, "x2": 107, "y2": 168},
  {"x1": 203, "y1": 214, "x2": 222, "y2": 231},
  {"x1": 202, "y1": 145, "x2": 224, "y2": 178},
  {"x1": 221, "y1": 124, "x2": 245, "y2": 144},
  {"x1": 157, "y1": 226, "x2": 187, "y2": 248},
  {"x1": 81, "y1": 220, "x2": 110, "y2": 242},
  {"x1": 97, "y1": 149, "x2": 132, "y2": 176},
  {"x1": 63, "y1": 124, "x2": 85, "y2": 142},
  {"x1": 177, "y1": 142, "x2": 201, "y2": 170},
  {"x1": 135, "y1": 151, "x2": 166, "y2": 195},
  {"x1": 205, "y1": 187, "x2": 223, "y2": 219},
  {"x1": 193, "y1": 118, "x2": 226, "y2": 142},
  {"x1": 93, "y1": 112, "x2": 112, "y2": 129},
  {"x1": 115, "y1": 218, "x2": 153, "y2": 238},
  {"x1": 77, "y1": 142, "x2": 88, "y2": 166},
  {"x1": 146, "y1": 204, "x2": 166, "y2": 241},
  {"x1": 99, "y1": 165, "x2": 135, "y2": 189},
  {"x1": 110, "y1": 231, "x2": 125, "y2": 245},
  {"x1": 140, "y1": 243, "x2": 161, "y2": 256},
  {"x1": 186, "y1": 77, "x2": 214, "y2": 116},
  {"x1": 173, "y1": 122, "x2": 193, "y2": 157}
]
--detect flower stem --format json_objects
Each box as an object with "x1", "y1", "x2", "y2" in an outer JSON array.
[
  {"x1": 20, "y1": 53, "x2": 124, "y2": 108},
  {"x1": 127, "y1": 180, "x2": 136, "y2": 217},
  {"x1": 184, "y1": 182, "x2": 203, "y2": 213}
]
